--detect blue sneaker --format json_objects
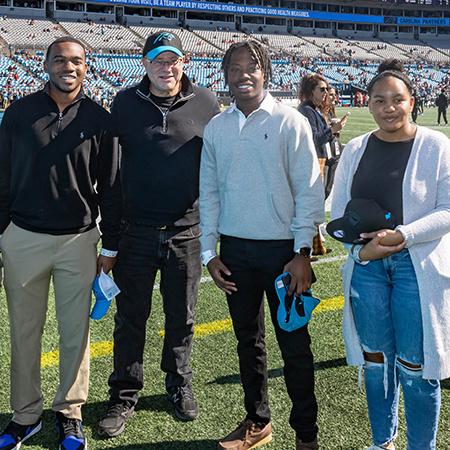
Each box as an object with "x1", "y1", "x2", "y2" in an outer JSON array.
[
  {"x1": 0, "y1": 418, "x2": 42, "y2": 450},
  {"x1": 55, "y1": 412, "x2": 86, "y2": 450}
]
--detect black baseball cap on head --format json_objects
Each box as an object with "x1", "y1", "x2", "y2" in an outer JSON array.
[
  {"x1": 326, "y1": 198, "x2": 396, "y2": 244},
  {"x1": 143, "y1": 32, "x2": 183, "y2": 60}
]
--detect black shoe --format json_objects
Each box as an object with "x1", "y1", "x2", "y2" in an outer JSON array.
[
  {"x1": 167, "y1": 383, "x2": 199, "y2": 421},
  {"x1": 55, "y1": 412, "x2": 86, "y2": 450},
  {"x1": 0, "y1": 418, "x2": 42, "y2": 450},
  {"x1": 97, "y1": 401, "x2": 135, "y2": 438}
]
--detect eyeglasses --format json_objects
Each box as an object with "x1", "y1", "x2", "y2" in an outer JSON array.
[
  {"x1": 317, "y1": 86, "x2": 329, "y2": 92},
  {"x1": 145, "y1": 57, "x2": 183, "y2": 69}
]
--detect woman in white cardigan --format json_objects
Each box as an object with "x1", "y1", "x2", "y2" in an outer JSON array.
[{"x1": 331, "y1": 60, "x2": 450, "y2": 450}]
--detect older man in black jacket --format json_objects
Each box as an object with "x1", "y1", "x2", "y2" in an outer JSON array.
[{"x1": 97, "y1": 32, "x2": 220, "y2": 438}]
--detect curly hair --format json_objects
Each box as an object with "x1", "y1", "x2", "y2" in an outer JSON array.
[{"x1": 221, "y1": 40, "x2": 273, "y2": 90}]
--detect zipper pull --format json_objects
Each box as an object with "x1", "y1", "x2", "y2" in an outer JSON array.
[
  {"x1": 56, "y1": 111, "x2": 63, "y2": 135},
  {"x1": 162, "y1": 110, "x2": 168, "y2": 134}
]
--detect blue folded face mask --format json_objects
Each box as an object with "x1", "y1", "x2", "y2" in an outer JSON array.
[
  {"x1": 90, "y1": 270, "x2": 121, "y2": 320},
  {"x1": 275, "y1": 272, "x2": 320, "y2": 332}
]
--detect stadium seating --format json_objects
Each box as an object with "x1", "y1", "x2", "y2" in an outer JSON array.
[
  {"x1": 0, "y1": 17, "x2": 65, "y2": 49},
  {"x1": 0, "y1": 53, "x2": 39, "y2": 88},
  {"x1": 420, "y1": 37, "x2": 450, "y2": 63},
  {"x1": 87, "y1": 53, "x2": 143, "y2": 87},
  {"x1": 192, "y1": 29, "x2": 254, "y2": 53},
  {"x1": 0, "y1": 17, "x2": 448, "y2": 104},
  {"x1": 59, "y1": 20, "x2": 140, "y2": 52},
  {"x1": 389, "y1": 38, "x2": 444, "y2": 63},
  {"x1": 130, "y1": 26, "x2": 223, "y2": 55},
  {"x1": 252, "y1": 32, "x2": 325, "y2": 59}
]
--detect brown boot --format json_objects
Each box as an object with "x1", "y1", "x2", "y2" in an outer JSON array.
[
  {"x1": 312, "y1": 230, "x2": 332, "y2": 256},
  {"x1": 296, "y1": 435, "x2": 319, "y2": 450},
  {"x1": 218, "y1": 420, "x2": 272, "y2": 450}
]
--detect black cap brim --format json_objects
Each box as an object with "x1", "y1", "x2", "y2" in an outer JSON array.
[{"x1": 326, "y1": 218, "x2": 371, "y2": 244}]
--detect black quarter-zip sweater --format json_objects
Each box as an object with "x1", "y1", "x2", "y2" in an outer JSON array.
[
  {"x1": 111, "y1": 74, "x2": 221, "y2": 227},
  {"x1": 0, "y1": 84, "x2": 121, "y2": 250}
]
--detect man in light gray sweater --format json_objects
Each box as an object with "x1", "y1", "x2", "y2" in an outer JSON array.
[{"x1": 199, "y1": 41, "x2": 324, "y2": 450}]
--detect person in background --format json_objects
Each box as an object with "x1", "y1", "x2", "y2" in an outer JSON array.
[
  {"x1": 436, "y1": 88, "x2": 448, "y2": 126},
  {"x1": 319, "y1": 85, "x2": 345, "y2": 200},
  {"x1": 298, "y1": 75, "x2": 349, "y2": 197},
  {"x1": 97, "y1": 31, "x2": 220, "y2": 438},
  {"x1": 411, "y1": 89, "x2": 420, "y2": 123},
  {"x1": 200, "y1": 40, "x2": 324, "y2": 450},
  {"x1": 326, "y1": 86, "x2": 337, "y2": 118},
  {"x1": 331, "y1": 59, "x2": 450, "y2": 450},
  {"x1": 298, "y1": 74, "x2": 349, "y2": 255},
  {"x1": 0, "y1": 36, "x2": 120, "y2": 450}
]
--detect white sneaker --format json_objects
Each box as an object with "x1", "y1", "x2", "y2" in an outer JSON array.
[
  {"x1": 319, "y1": 222, "x2": 328, "y2": 236},
  {"x1": 365, "y1": 445, "x2": 395, "y2": 450}
]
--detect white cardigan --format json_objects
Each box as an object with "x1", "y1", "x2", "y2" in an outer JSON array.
[{"x1": 331, "y1": 126, "x2": 450, "y2": 380}]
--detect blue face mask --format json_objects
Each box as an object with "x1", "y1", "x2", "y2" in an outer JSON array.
[
  {"x1": 90, "y1": 270, "x2": 121, "y2": 320},
  {"x1": 275, "y1": 272, "x2": 320, "y2": 332}
]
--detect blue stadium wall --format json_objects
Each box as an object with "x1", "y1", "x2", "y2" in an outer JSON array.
[{"x1": 1, "y1": 0, "x2": 449, "y2": 38}]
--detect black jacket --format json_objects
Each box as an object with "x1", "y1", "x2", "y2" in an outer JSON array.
[
  {"x1": 0, "y1": 84, "x2": 121, "y2": 250},
  {"x1": 436, "y1": 93, "x2": 448, "y2": 109},
  {"x1": 111, "y1": 74, "x2": 220, "y2": 227},
  {"x1": 298, "y1": 100, "x2": 332, "y2": 159}
]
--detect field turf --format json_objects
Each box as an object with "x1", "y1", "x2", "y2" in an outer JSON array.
[{"x1": 0, "y1": 106, "x2": 448, "y2": 449}]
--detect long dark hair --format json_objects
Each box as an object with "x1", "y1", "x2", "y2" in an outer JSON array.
[{"x1": 298, "y1": 73, "x2": 328, "y2": 105}]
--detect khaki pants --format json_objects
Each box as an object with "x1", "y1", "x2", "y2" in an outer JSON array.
[{"x1": 0, "y1": 223, "x2": 99, "y2": 424}]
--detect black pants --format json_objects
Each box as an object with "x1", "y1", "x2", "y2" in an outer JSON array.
[
  {"x1": 324, "y1": 154, "x2": 340, "y2": 200},
  {"x1": 220, "y1": 235, "x2": 318, "y2": 442},
  {"x1": 438, "y1": 106, "x2": 448, "y2": 125},
  {"x1": 108, "y1": 221, "x2": 202, "y2": 405}
]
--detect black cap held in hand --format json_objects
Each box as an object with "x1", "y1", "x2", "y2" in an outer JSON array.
[{"x1": 327, "y1": 198, "x2": 396, "y2": 244}]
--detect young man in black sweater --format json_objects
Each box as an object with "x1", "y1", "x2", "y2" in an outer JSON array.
[
  {"x1": 0, "y1": 37, "x2": 121, "y2": 450},
  {"x1": 97, "y1": 32, "x2": 220, "y2": 438}
]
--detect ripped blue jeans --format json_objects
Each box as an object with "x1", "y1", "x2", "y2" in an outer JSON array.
[{"x1": 350, "y1": 249, "x2": 440, "y2": 450}]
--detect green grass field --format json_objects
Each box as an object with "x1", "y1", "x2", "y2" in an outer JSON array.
[
  {"x1": 336, "y1": 105, "x2": 450, "y2": 144},
  {"x1": 0, "y1": 107, "x2": 449, "y2": 449}
]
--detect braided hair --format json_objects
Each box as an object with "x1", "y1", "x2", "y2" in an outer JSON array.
[{"x1": 221, "y1": 40, "x2": 273, "y2": 90}]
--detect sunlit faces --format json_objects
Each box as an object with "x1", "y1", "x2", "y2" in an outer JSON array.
[
  {"x1": 227, "y1": 47, "x2": 265, "y2": 115},
  {"x1": 328, "y1": 88, "x2": 336, "y2": 105},
  {"x1": 369, "y1": 76, "x2": 415, "y2": 142},
  {"x1": 143, "y1": 51, "x2": 184, "y2": 97},
  {"x1": 44, "y1": 41, "x2": 87, "y2": 95},
  {"x1": 312, "y1": 81, "x2": 328, "y2": 106}
]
